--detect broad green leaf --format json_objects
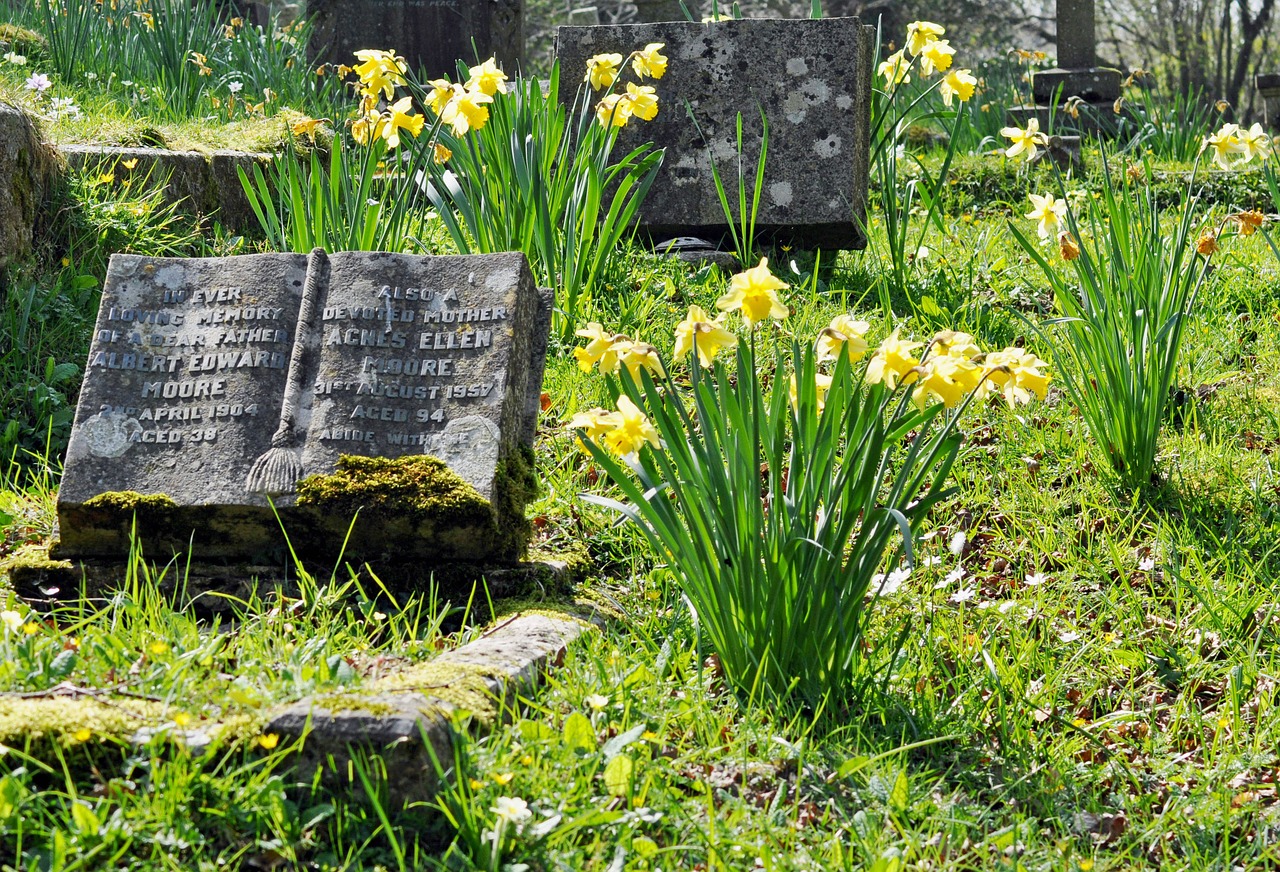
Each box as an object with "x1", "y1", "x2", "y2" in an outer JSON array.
[
  {"x1": 603, "y1": 754, "x2": 633, "y2": 796},
  {"x1": 563, "y1": 712, "x2": 596, "y2": 753},
  {"x1": 602, "y1": 724, "x2": 647, "y2": 760}
]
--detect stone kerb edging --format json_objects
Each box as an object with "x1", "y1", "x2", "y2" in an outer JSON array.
[
  {"x1": 58, "y1": 144, "x2": 272, "y2": 233},
  {"x1": 266, "y1": 611, "x2": 597, "y2": 809}
]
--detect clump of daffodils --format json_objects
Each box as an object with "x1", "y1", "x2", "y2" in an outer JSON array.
[
  {"x1": 339, "y1": 48, "x2": 431, "y2": 149},
  {"x1": 1202, "y1": 122, "x2": 1273, "y2": 170},
  {"x1": 877, "y1": 21, "x2": 976, "y2": 108},
  {"x1": 586, "y1": 43, "x2": 667, "y2": 128}
]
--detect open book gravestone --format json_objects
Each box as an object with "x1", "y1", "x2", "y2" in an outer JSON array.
[
  {"x1": 54, "y1": 250, "x2": 551, "y2": 571},
  {"x1": 554, "y1": 17, "x2": 875, "y2": 252},
  {"x1": 308, "y1": 0, "x2": 523, "y2": 81}
]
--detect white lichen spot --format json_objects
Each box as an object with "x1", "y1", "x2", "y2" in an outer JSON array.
[
  {"x1": 786, "y1": 57, "x2": 809, "y2": 76},
  {"x1": 814, "y1": 134, "x2": 842, "y2": 159},
  {"x1": 769, "y1": 181, "x2": 793, "y2": 207},
  {"x1": 783, "y1": 91, "x2": 809, "y2": 125},
  {"x1": 836, "y1": 94, "x2": 853, "y2": 110},
  {"x1": 801, "y1": 79, "x2": 830, "y2": 105}
]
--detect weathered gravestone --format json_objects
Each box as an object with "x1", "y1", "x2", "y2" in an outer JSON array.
[
  {"x1": 1257, "y1": 74, "x2": 1280, "y2": 132},
  {"x1": 309, "y1": 0, "x2": 523, "y2": 80},
  {"x1": 55, "y1": 250, "x2": 552, "y2": 566},
  {"x1": 555, "y1": 17, "x2": 874, "y2": 250}
]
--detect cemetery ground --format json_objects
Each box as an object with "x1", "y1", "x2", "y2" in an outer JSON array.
[{"x1": 1, "y1": 188, "x2": 1280, "y2": 868}]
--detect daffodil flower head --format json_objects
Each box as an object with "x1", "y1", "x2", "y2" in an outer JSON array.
[
  {"x1": 983, "y1": 347, "x2": 1051, "y2": 405},
  {"x1": 878, "y1": 49, "x2": 911, "y2": 87},
  {"x1": 815, "y1": 314, "x2": 871, "y2": 363},
  {"x1": 586, "y1": 53, "x2": 624, "y2": 91},
  {"x1": 906, "y1": 20, "x2": 945, "y2": 55},
  {"x1": 619, "y1": 341, "x2": 666, "y2": 379},
  {"x1": 716, "y1": 258, "x2": 789, "y2": 327},
  {"x1": 573, "y1": 322, "x2": 613, "y2": 372},
  {"x1": 1000, "y1": 117, "x2": 1047, "y2": 162},
  {"x1": 674, "y1": 305, "x2": 737, "y2": 367},
  {"x1": 1203, "y1": 122, "x2": 1244, "y2": 170},
  {"x1": 930, "y1": 330, "x2": 981, "y2": 360},
  {"x1": 1026, "y1": 192, "x2": 1068, "y2": 240},
  {"x1": 465, "y1": 57, "x2": 508, "y2": 97},
  {"x1": 382, "y1": 96, "x2": 424, "y2": 149},
  {"x1": 441, "y1": 88, "x2": 493, "y2": 136},
  {"x1": 1238, "y1": 122, "x2": 1271, "y2": 163},
  {"x1": 351, "y1": 107, "x2": 388, "y2": 146},
  {"x1": 911, "y1": 354, "x2": 984, "y2": 410},
  {"x1": 632, "y1": 43, "x2": 668, "y2": 80},
  {"x1": 625, "y1": 82, "x2": 659, "y2": 121},
  {"x1": 352, "y1": 48, "x2": 407, "y2": 100},
  {"x1": 789, "y1": 371, "x2": 834, "y2": 413},
  {"x1": 865, "y1": 330, "x2": 923, "y2": 389},
  {"x1": 918, "y1": 39, "x2": 955, "y2": 76},
  {"x1": 603, "y1": 395, "x2": 661, "y2": 458},
  {"x1": 596, "y1": 93, "x2": 632, "y2": 128},
  {"x1": 940, "y1": 68, "x2": 977, "y2": 106},
  {"x1": 569, "y1": 407, "x2": 618, "y2": 449},
  {"x1": 426, "y1": 78, "x2": 459, "y2": 114}
]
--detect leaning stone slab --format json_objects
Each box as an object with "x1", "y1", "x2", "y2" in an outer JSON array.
[
  {"x1": 0, "y1": 104, "x2": 57, "y2": 266},
  {"x1": 58, "y1": 145, "x2": 271, "y2": 232},
  {"x1": 554, "y1": 17, "x2": 874, "y2": 250},
  {"x1": 55, "y1": 250, "x2": 552, "y2": 567},
  {"x1": 267, "y1": 611, "x2": 595, "y2": 809}
]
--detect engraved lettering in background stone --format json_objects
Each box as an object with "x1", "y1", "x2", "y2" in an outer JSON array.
[
  {"x1": 426, "y1": 415, "x2": 500, "y2": 491},
  {"x1": 81, "y1": 410, "x2": 142, "y2": 458}
]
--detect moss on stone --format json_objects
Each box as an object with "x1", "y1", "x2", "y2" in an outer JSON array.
[
  {"x1": 371, "y1": 660, "x2": 502, "y2": 724},
  {"x1": 0, "y1": 24, "x2": 47, "y2": 59},
  {"x1": 0, "y1": 697, "x2": 166, "y2": 748},
  {"x1": 297, "y1": 455, "x2": 494, "y2": 530},
  {"x1": 0, "y1": 543, "x2": 76, "y2": 590},
  {"x1": 83, "y1": 490, "x2": 178, "y2": 523},
  {"x1": 311, "y1": 693, "x2": 398, "y2": 717},
  {"x1": 489, "y1": 445, "x2": 538, "y2": 560}
]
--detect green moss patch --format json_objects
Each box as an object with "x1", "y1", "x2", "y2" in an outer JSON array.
[{"x1": 297, "y1": 455, "x2": 493, "y2": 529}]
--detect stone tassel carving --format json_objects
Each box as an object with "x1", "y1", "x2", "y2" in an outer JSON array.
[{"x1": 245, "y1": 248, "x2": 328, "y2": 495}]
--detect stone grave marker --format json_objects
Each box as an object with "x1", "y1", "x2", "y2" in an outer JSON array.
[
  {"x1": 554, "y1": 17, "x2": 874, "y2": 251},
  {"x1": 309, "y1": 0, "x2": 523, "y2": 80},
  {"x1": 55, "y1": 250, "x2": 551, "y2": 566}
]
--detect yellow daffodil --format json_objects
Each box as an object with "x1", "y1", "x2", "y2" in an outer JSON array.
[
  {"x1": 674, "y1": 305, "x2": 737, "y2": 367},
  {"x1": 911, "y1": 355, "x2": 984, "y2": 409},
  {"x1": 716, "y1": 258, "x2": 789, "y2": 327},
  {"x1": 1204, "y1": 123, "x2": 1244, "y2": 170},
  {"x1": 603, "y1": 396, "x2": 660, "y2": 458},
  {"x1": 441, "y1": 89, "x2": 493, "y2": 136},
  {"x1": 906, "y1": 20, "x2": 945, "y2": 56},
  {"x1": 573, "y1": 322, "x2": 613, "y2": 371},
  {"x1": 426, "y1": 79, "x2": 458, "y2": 114},
  {"x1": 382, "y1": 96, "x2": 425, "y2": 149},
  {"x1": 632, "y1": 43, "x2": 668, "y2": 80},
  {"x1": 918, "y1": 39, "x2": 955, "y2": 76},
  {"x1": 619, "y1": 341, "x2": 666, "y2": 379},
  {"x1": 625, "y1": 82, "x2": 659, "y2": 121},
  {"x1": 569, "y1": 407, "x2": 618, "y2": 445},
  {"x1": 815, "y1": 314, "x2": 871, "y2": 363},
  {"x1": 865, "y1": 330, "x2": 922, "y2": 389},
  {"x1": 789, "y1": 371, "x2": 834, "y2": 413},
  {"x1": 465, "y1": 57, "x2": 508, "y2": 96},
  {"x1": 983, "y1": 347, "x2": 1051, "y2": 406},
  {"x1": 596, "y1": 93, "x2": 632, "y2": 128},
  {"x1": 291, "y1": 116, "x2": 326, "y2": 137},
  {"x1": 940, "y1": 68, "x2": 977, "y2": 106},
  {"x1": 878, "y1": 49, "x2": 911, "y2": 87},
  {"x1": 1238, "y1": 122, "x2": 1271, "y2": 163},
  {"x1": 1000, "y1": 118, "x2": 1047, "y2": 162},
  {"x1": 1026, "y1": 192, "x2": 1068, "y2": 240},
  {"x1": 930, "y1": 330, "x2": 981, "y2": 360},
  {"x1": 350, "y1": 108, "x2": 387, "y2": 146},
  {"x1": 352, "y1": 48, "x2": 407, "y2": 100},
  {"x1": 586, "y1": 53, "x2": 624, "y2": 91}
]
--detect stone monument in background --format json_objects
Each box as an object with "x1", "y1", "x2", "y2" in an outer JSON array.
[{"x1": 309, "y1": 0, "x2": 524, "y2": 80}]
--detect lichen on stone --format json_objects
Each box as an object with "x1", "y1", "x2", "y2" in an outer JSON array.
[
  {"x1": 311, "y1": 693, "x2": 398, "y2": 717},
  {"x1": 371, "y1": 660, "x2": 503, "y2": 725}
]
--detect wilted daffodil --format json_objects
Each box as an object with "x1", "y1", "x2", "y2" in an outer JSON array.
[
  {"x1": 940, "y1": 68, "x2": 977, "y2": 106},
  {"x1": 918, "y1": 39, "x2": 955, "y2": 76},
  {"x1": 382, "y1": 96, "x2": 424, "y2": 149},
  {"x1": 632, "y1": 43, "x2": 668, "y2": 80},
  {"x1": 603, "y1": 396, "x2": 661, "y2": 458},
  {"x1": 878, "y1": 49, "x2": 911, "y2": 87},
  {"x1": 906, "y1": 20, "x2": 945, "y2": 56},
  {"x1": 596, "y1": 93, "x2": 632, "y2": 128},
  {"x1": 716, "y1": 258, "x2": 789, "y2": 327},
  {"x1": 586, "y1": 53, "x2": 624, "y2": 91},
  {"x1": 1026, "y1": 192, "x2": 1068, "y2": 240},
  {"x1": 1233, "y1": 210, "x2": 1266, "y2": 235},
  {"x1": 982, "y1": 347, "x2": 1051, "y2": 406},
  {"x1": 625, "y1": 83, "x2": 659, "y2": 121},
  {"x1": 1000, "y1": 118, "x2": 1047, "y2": 162},
  {"x1": 465, "y1": 57, "x2": 508, "y2": 97},
  {"x1": 441, "y1": 88, "x2": 493, "y2": 136},
  {"x1": 865, "y1": 330, "x2": 922, "y2": 389},
  {"x1": 816, "y1": 314, "x2": 870, "y2": 363},
  {"x1": 352, "y1": 49, "x2": 407, "y2": 100},
  {"x1": 674, "y1": 305, "x2": 737, "y2": 367}
]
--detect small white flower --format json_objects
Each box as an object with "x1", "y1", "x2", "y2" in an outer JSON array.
[
  {"x1": 1137, "y1": 556, "x2": 1155, "y2": 572},
  {"x1": 872, "y1": 570, "x2": 907, "y2": 596},
  {"x1": 1024, "y1": 572, "x2": 1047, "y2": 586},
  {"x1": 950, "y1": 587, "x2": 976, "y2": 603},
  {"x1": 24, "y1": 73, "x2": 51, "y2": 93},
  {"x1": 887, "y1": 566, "x2": 912, "y2": 587},
  {"x1": 1059, "y1": 631, "x2": 1081, "y2": 643},
  {"x1": 998, "y1": 600, "x2": 1023, "y2": 615},
  {"x1": 228, "y1": 80, "x2": 244, "y2": 94},
  {"x1": 1, "y1": 610, "x2": 22, "y2": 632},
  {"x1": 85, "y1": 71, "x2": 98, "y2": 80},
  {"x1": 948, "y1": 531, "x2": 967, "y2": 556},
  {"x1": 3, "y1": 51, "x2": 26, "y2": 66},
  {"x1": 935, "y1": 567, "x2": 966, "y2": 590},
  {"x1": 491, "y1": 795, "x2": 532, "y2": 824},
  {"x1": 914, "y1": 245, "x2": 931, "y2": 260},
  {"x1": 584, "y1": 694, "x2": 609, "y2": 711},
  {"x1": 922, "y1": 555, "x2": 943, "y2": 567}
]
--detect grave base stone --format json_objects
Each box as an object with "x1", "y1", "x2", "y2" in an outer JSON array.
[
  {"x1": 1258, "y1": 74, "x2": 1280, "y2": 131},
  {"x1": 0, "y1": 105, "x2": 56, "y2": 267},
  {"x1": 555, "y1": 17, "x2": 874, "y2": 251},
  {"x1": 55, "y1": 250, "x2": 551, "y2": 569}
]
